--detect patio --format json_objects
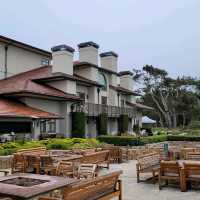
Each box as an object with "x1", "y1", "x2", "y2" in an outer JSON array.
[{"x1": 103, "y1": 160, "x2": 200, "y2": 200}]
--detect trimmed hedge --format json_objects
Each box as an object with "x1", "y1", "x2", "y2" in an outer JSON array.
[
  {"x1": 167, "y1": 135, "x2": 200, "y2": 141},
  {"x1": 140, "y1": 135, "x2": 167, "y2": 144},
  {"x1": 119, "y1": 114, "x2": 129, "y2": 134},
  {"x1": 98, "y1": 135, "x2": 140, "y2": 146},
  {"x1": 72, "y1": 112, "x2": 86, "y2": 138},
  {"x1": 98, "y1": 113, "x2": 108, "y2": 135},
  {"x1": 98, "y1": 135, "x2": 167, "y2": 146}
]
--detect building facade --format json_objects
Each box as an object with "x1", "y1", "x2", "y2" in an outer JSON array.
[{"x1": 0, "y1": 36, "x2": 152, "y2": 139}]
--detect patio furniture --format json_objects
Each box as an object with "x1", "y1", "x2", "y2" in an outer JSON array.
[
  {"x1": 181, "y1": 148, "x2": 196, "y2": 159},
  {"x1": 11, "y1": 153, "x2": 25, "y2": 174},
  {"x1": 185, "y1": 152, "x2": 200, "y2": 160},
  {"x1": 136, "y1": 152, "x2": 160, "y2": 183},
  {"x1": 103, "y1": 146, "x2": 122, "y2": 163},
  {"x1": 17, "y1": 147, "x2": 47, "y2": 156},
  {"x1": 0, "y1": 173, "x2": 78, "y2": 200},
  {"x1": 77, "y1": 164, "x2": 97, "y2": 179},
  {"x1": 56, "y1": 161, "x2": 74, "y2": 177},
  {"x1": 62, "y1": 171, "x2": 122, "y2": 200},
  {"x1": 24, "y1": 154, "x2": 41, "y2": 174},
  {"x1": 181, "y1": 161, "x2": 200, "y2": 192},
  {"x1": 82, "y1": 150, "x2": 110, "y2": 169},
  {"x1": 159, "y1": 160, "x2": 182, "y2": 191}
]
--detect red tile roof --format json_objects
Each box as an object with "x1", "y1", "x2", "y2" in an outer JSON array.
[
  {"x1": 0, "y1": 98, "x2": 61, "y2": 119},
  {"x1": 0, "y1": 66, "x2": 80, "y2": 101},
  {"x1": 126, "y1": 101, "x2": 154, "y2": 110}
]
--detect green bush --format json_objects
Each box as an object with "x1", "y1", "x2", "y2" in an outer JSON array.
[
  {"x1": 119, "y1": 114, "x2": 129, "y2": 134},
  {"x1": 140, "y1": 135, "x2": 167, "y2": 144},
  {"x1": 46, "y1": 139, "x2": 74, "y2": 150},
  {"x1": 98, "y1": 135, "x2": 140, "y2": 146},
  {"x1": 167, "y1": 135, "x2": 200, "y2": 141},
  {"x1": 98, "y1": 113, "x2": 108, "y2": 135},
  {"x1": 72, "y1": 112, "x2": 86, "y2": 138},
  {"x1": 188, "y1": 121, "x2": 200, "y2": 130}
]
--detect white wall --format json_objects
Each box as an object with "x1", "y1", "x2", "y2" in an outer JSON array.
[
  {"x1": 74, "y1": 66, "x2": 98, "y2": 82},
  {"x1": 0, "y1": 42, "x2": 50, "y2": 79}
]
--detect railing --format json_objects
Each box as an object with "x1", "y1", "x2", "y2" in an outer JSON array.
[{"x1": 71, "y1": 103, "x2": 137, "y2": 118}]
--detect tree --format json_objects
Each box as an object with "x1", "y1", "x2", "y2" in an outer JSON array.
[{"x1": 133, "y1": 65, "x2": 200, "y2": 128}]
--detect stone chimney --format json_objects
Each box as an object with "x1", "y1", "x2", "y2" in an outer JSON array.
[
  {"x1": 78, "y1": 41, "x2": 99, "y2": 65},
  {"x1": 51, "y1": 44, "x2": 75, "y2": 75},
  {"x1": 119, "y1": 71, "x2": 133, "y2": 91},
  {"x1": 100, "y1": 51, "x2": 118, "y2": 72}
]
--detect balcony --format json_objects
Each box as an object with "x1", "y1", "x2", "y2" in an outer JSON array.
[{"x1": 71, "y1": 103, "x2": 137, "y2": 118}]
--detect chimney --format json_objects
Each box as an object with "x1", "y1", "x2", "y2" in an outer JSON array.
[
  {"x1": 100, "y1": 51, "x2": 118, "y2": 72},
  {"x1": 51, "y1": 44, "x2": 75, "y2": 75},
  {"x1": 78, "y1": 41, "x2": 99, "y2": 65},
  {"x1": 119, "y1": 71, "x2": 133, "y2": 91}
]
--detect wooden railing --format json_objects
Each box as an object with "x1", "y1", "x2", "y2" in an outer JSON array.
[{"x1": 72, "y1": 103, "x2": 137, "y2": 118}]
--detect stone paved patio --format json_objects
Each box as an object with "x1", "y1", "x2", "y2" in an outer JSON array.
[{"x1": 101, "y1": 160, "x2": 200, "y2": 200}]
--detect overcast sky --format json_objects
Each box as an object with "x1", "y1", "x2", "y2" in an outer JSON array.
[{"x1": 1, "y1": 0, "x2": 200, "y2": 78}]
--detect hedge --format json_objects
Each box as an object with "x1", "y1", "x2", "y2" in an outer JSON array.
[
  {"x1": 98, "y1": 135, "x2": 140, "y2": 146},
  {"x1": 167, "y1": 135, "x2": 200, "y2": 141},
  {"x1": 71, "y1": 112, "x2": 86, "y2": 138},
  {"x1": 0, "y1": 138, "x2": 101, "y2": 156},
  {"x1": 140, "y1": 135, "x2": 167, "y2": 144},
  {"x1": 98, "y1": 113, "x2": 108, "y2": 135}
]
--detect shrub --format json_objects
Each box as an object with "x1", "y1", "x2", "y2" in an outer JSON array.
[
  {"x1": 98, "y1": 113, "x2": 108, "y2": 135},
  {"x1": 46, "y1": 139, "x2": 74, "y2": 150},
  {"x1": 140, "y1": 135, "x2": 167, "y2": 144},
  {"x1": 98, "y1": 135, "x2": 140, "y2": 146},
  {"x1": 72, "y1": 112, "x2": 86, "y2": 138},
  {"x1": 167, "y1": 135, "x2": 200, "y2": 141},
  {"x1": 188, "y1": 121, "x2": 200, "y2": 130}
]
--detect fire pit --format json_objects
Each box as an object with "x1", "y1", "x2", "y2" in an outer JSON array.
[
  {"x1": 0, "y1": 177, "x2": 49, "y2": 187},
  {"x1": 0, "y1": 173, "x2": 78, "y2": 200}
]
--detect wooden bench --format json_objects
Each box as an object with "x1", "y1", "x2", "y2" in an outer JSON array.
[
  {"x1": 64, "y1": 171, "x2": 122, "y2": 200},
  {"x1": 103, "y1": 146, "x2": 122, "y2": 163},
  {"x1": 159, "y1": 161, "x2": 182, "y2": 190},
  {"x1": 181, "y1": 161, "x2": 200, "y2": 192},
  {"x1": 82, "y1": 150, "x2": 110, "y2": 169},
  {"x1": 136, "y1": 152, "x2": 160, "y2": 183},
  {"x1": 17, "y1": 147, "x2": 47, "y2": 156},
  {"x1": 185, "y1": 152, "x2": 200, "y2": 160}
]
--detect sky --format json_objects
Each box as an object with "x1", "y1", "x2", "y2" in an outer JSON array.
[{"x1": 1, "y1": 0, "x2": 200, "y2": 78}]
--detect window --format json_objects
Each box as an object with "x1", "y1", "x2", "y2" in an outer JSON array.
[
  {"x1": 121, "y1": 99, "x2": 125, "y2": 107},
  {"x1": 48, "y1": 120, "x2": 56, "y2": 133},
  {"x1": 40, "y1": 120, "x2": 47, "y2": 133},
  {"x1": 41, "y1": 58, "x2": 49, "y2": 66},
  {"x1": 77, "y1": 92, "x2": 86, "y2": 102},
  {"x1": 98, "y1": 72, "x2": 107, "y2": 90},
  {"x1": 101, "y1": 96, "x2": 107, "y2": 105},
  {"x1": 40, "y1": 120, "x2": 56, "y2": 133}
]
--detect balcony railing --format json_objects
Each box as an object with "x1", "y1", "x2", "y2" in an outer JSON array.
[{"x1": 71, "y1": 103, "x2": 137, "y2": 118}]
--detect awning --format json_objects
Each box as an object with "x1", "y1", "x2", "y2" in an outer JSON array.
[
  {"x1": 142, "y1": 116, "x2": 156, "y2": 124},
  {"x1": 0, "y1": 98, "x2": 61, "y2": 119}
]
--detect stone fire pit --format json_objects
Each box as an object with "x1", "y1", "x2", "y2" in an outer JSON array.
[{"x1": 0, "y1": 173, "x2": 78, "y2": 200}]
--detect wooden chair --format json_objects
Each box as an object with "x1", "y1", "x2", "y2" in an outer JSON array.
[
  {"x1": 82, "y1": 150, "x2": 110, "y2": 169},
  {"x1": 181, "y1": 148, "x2": 195, "y2": 159},
  {"x1": 77, "y1": 164, "x2": 97, "y2": 179},
  {"x1": 24, "y1": 154, "x2": 40, "y2": 174},
  {"x1": 136, "y1": 152, "x2": 160, "y2": 183},
  {"x1": 104, "y1": 146, "x2": 122, "y2": 163},
  {"x1": 185, "y1": 152, "x2": 200, "y2": 161},
  {"x1": 159, "y1": 161, "x2": 182, "y2": 190},
  {"x1": 181, "y1": 162, "x2": 200, "y2": 192},
  {"x1": 56, "y1": 161, "x2": 74, "y2": 177},
  {"x1": 17, "y1": 147, "x2": 47, "y2": 156},
  {"x1": 11, "y1": 153, "x2": 25, "y2": 174},
  {"x1": 63, "y1": 171, "x2": 122, "y2": 200}
]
